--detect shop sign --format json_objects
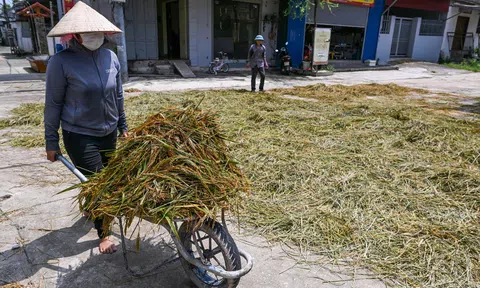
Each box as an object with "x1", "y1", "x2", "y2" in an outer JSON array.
[
  {"x1": 64, "y1": 0, "x2": 74, "y2": 13},
  {"x1": 313, "y1": 28, "x2": 331, "y2": 65},
  {"x1": 332, "y1": 0, "x2": 375, "y2": 7}
]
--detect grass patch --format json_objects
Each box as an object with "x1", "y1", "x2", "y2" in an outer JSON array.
[
  {"x1": 0, "y1": 103, "x2": 45, "y2": 148},
  {"x1": 445, "y1": 59, "x2": 480, "y2": 72},
  {"x1": 1, "y1": 84, "x2": 479, "y2": 287},
  {"x1": 0, "y1": 103, "x2": 44, "y2": 128}
]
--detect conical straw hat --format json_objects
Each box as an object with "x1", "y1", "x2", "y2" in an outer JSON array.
[{"x1": 48, "y1": 1, "x2": 122, "y2": 37}]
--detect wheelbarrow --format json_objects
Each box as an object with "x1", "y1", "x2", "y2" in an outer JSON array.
[{"x1": 56, "y1": 154, "x2": 253, "y2": 288}]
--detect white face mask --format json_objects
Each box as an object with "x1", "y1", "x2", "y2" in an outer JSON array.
[{"x1": 79, "y1": 32, "x2": 104, "y2": 51}]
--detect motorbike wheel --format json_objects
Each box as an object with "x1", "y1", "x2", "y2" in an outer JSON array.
[
  {"x1": 221, "y1": 63, "x2": 230, "y2": 73},
  {"x1": 208, "y1": 64, "x2": 215, "y2": 74},
  {"x1": 179, "y1": 219, "x2": 241, "y2": 288}
]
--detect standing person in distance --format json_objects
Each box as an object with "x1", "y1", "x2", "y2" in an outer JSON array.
[{"x1": 248, "y1": 35, "x2": 269, "y2": 92}]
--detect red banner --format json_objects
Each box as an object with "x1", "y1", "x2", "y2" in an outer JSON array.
[
  {"x1": 63, "y1": 0, "x2": 74, "y2": 13},
  {"x1": 332, "y1": 0, "x2": 375, "y2": 7},
  {"x1": 386, "y1": 0, "x2": 449, "y2": 12}
]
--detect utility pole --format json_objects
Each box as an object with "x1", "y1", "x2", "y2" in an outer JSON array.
[
  {"x1": 2, "y1": 0, "x2": 10, "y2": 28},
  {"x1": 312, "y1": 0, "x2": 318, "y2": 72},
  {"x1": 112, "y1": 0, "x2": 128, "y2": 83},
  {"x1": 56, "y1": 0, "x2": 63, "y2": 19},
  {"x1": 50, "y1": 1, "x2": 56, "y2": 53}
]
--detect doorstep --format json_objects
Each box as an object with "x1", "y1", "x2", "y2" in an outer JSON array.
[{"x1": 334, "y1": 65, "x2": 399, "y2": 73}]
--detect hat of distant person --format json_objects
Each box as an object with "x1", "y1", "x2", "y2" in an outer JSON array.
[
  {"x1": 254, "y1": 35, "x2": 264, "y2": 41},
  {"x1": 48, "y1": 1, "x2": 122, "y2": 37}
]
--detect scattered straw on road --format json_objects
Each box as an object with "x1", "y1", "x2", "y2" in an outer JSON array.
[{"x1": 1, "y1": 84, "x2": 479, "y2": 287}]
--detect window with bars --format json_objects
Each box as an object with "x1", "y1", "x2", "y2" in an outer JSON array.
[
  {"x1": 419, "y1": 19, "x2": 445, "y2": 36},
  {"x1": 380, "y1": 16, "x2": 391, "y2": 34}
]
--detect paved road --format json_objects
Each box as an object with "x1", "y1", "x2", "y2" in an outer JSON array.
[
  {"x1": 0, "y1": 60, "x2": 479, "y2": 288},
  {"x1": 0, "y1": 46, "x2": 45, "y2": 118},
  {"x1": 125, "y1": 62, "x2": 480, "y2": 97},
  {"x1": 0, "y1": 46, "x2": 32, "y2": 75}
]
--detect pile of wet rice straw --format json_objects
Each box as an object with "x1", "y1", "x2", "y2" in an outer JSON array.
[{"x1": 76, "y1": 106, "x2": 249, "y2": 233}]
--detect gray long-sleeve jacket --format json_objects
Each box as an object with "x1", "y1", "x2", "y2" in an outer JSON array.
[
  {"x1": 44, "y1": 43, "x2": 127, "y2": 151},
  {"x1": 248, "y1": 44, "x2": 266, "y2": 68}
]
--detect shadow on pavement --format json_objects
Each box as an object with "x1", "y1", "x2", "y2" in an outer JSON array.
[
  {"x1": 457, "y1": 100, "x2": 480, "y2": 115},
  {"x1": 0, "y1": 162, "x2": 47, "y2": 171},
  {"x1": 22, "y1": 67, "x2": 36, "y2": 74},
  {"x1": 0, "y1": 50, "x2": 30, "y2": 61},
  {"x1": 0, "y1": 74, "x2": 45, "y2": 82},
  {"x1": 55, "y1": 221, "x2": 196, "y2": 288},
  {"x1": 0, "y1": 217, "x2": 195, "y2": 288}
]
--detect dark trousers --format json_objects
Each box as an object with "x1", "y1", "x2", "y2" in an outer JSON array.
[
  {"x1": 63, "y1": 129, "x2": 117, "y2": 238},
  {"x1": 251, "y1": 66, "x2": 265, "y2": 91}
]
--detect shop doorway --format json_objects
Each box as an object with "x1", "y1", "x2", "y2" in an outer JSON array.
[
  {"x1": 156, "y1": 0, "x2": 187, "y2": 59},
  {"x1": 214, "y1": 1, "x2": 260, "y2": 60},
  {"x1": 305, "y1": 25, "x2": 364, "y2": 61},
  {"x1": 166, "y1": 1, "x2": 180, "y2": 59},
  {"x1": 390, "y1": 18, "x2": 413, "y2": 57},
  {"x1": 452, "y1": 16, "x2": 469, "y2": 51}
]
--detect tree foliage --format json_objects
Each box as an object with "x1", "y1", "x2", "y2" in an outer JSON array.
[{"x1": 285, "y1": 0, "x2": 338, "y2": 19}]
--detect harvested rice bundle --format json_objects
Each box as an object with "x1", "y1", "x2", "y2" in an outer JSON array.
[{"x1": 77, "y1": 106, "x2": 249, "y2": 233}]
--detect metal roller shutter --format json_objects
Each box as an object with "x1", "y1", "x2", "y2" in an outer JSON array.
[{"x1": 307, "y1": 3, "x2": 369, "y2": 27}]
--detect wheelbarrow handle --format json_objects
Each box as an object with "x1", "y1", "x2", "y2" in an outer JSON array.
[{"x1": 55, "y1": 153, "x2": 88, "y2": 183}]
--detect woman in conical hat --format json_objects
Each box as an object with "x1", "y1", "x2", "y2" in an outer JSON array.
[{"x1": 44, "y1": 1, "x2": 126, "y2": 254}]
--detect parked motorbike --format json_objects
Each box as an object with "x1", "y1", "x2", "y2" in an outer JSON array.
[{"x1": 275, "y1": 42, "x2": 292, "y2": 75}]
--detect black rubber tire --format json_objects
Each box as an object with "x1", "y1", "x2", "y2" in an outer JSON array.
[
  {"x1": 209, "y1": 64, "x2": 215, "y2": 74},
  {"x1": 179, "y1": 220, "x2": 241, "y2": 288},
  {"x1": 221, "y1": 63, "x2": 230, "y2": 73}
]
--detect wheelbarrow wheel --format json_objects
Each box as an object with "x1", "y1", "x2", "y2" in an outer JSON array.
[{"x1": 179, "y1": 219, "x2": 241, "y2": 288}]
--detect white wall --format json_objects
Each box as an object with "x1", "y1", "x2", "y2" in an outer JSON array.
[
  {"x1": 20, "y1": 38, "x2": 33, "y2": 53},
  {"x1": 47, "y1": 37, "x2": 61, "y2": 56},
  {"x1": 48, "y1": 37, "x2": 54, "y2": 55},
  {"x1": 412, "y1": 36, "x2": 443, "y2": 62},
  {"x1": 188, "y1": 0, "x2": 213, "y2": 67},
  {"x1": 260, "y1": 0, "x2": 280, "y2": 61},
  {"x1": 407, "y1": 18, "x2": 420, "y2": 58},
  {"x1": 11, "y1": 22, "x2": 34, "y2": 53},
  {"x1": 90, "y1": 0, "x2": 114, "y2": 22},
  {"x1": 466, "y1": 10, "x2": 479, "y2": 52},
  {"x1": 376, "y1": 15, "x2": 444, "y2": 64},
  {"x1": 376, "y1": 16, "x2": 396, "y2": 65},
  {"x1": 410, "y1": 18, "x2": 442, "y2": 63},
  {"x1": 179, "y1": 0, "x2": 188, "y2": 59},
  {"x1": 441, "y1": 7, "x2": 480, "y2": 58}
]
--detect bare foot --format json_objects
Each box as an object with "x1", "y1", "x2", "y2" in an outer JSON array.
[{"x1": 99, "y1": 238, "x2": 117, "y2": 254}]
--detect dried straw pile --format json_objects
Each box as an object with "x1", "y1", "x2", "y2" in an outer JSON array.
[
  {"x1": 4, "y1": 83, "x2": 479, "y2": 287},
  {"x1": 77, "y1": 106, "x2": 248, "y2": 232}
]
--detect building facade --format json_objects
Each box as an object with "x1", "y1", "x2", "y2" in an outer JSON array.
[
  {"x1": 441, "y1": 1, "x2": 480, "y2": 61},
  {"x1": 285, "y1": 0, "x2": 380, "y2": 68},
  {"x1": 73, "y1": 0, "x2": 479, "y2": 73},
  {"x1": 85, "y1": 0, "x2": 280, "y2": 70},
  {"x1": 376, "y1": 0, "x2": 451, "y2": 64}
]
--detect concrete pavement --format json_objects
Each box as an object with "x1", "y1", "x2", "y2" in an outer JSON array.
[
  {"x1": 0, "y1": 46, "x2": 45, "y2": 118},
  {"x1": 124, "y1": 62, "x2": 480, "y2": 97},
  {"x1": 1, "y1": 58, "x2": 479, "y2": 288},
  {"x1": 0, "y1": 147, "x2": 385, "y2": 288},
  {"x1": 0, "y1": 47, "x2": 32, "y2": 76}
]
